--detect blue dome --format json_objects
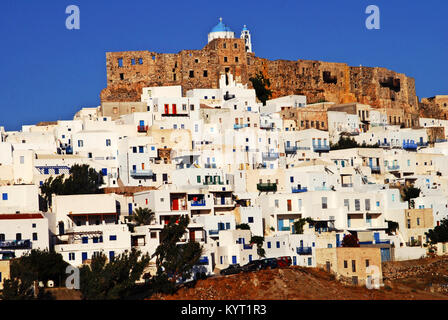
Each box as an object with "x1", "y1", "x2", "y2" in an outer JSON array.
[{"x1": 210, "y1": 19, "x2": 232, "y2": 33}]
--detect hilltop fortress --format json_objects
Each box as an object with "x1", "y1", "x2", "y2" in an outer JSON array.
[{"x1": 101, "y1": 19, "x2": 420, "y2": 121}]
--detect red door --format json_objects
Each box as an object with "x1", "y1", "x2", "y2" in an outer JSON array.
[
  {"x1": 164, "y1": 104, "x2": 169, "y2": 114},
  {"x1": 189, "y1": 230, "x2": 195, "y2": 242},
  {"x1": 172, "y1": 104, "x2": 177, "y2": 114},
  {"x1": 172, "y1": 199, "x2": 179, "y2": 211}
]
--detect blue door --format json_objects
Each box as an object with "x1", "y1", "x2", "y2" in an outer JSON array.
[
  {"x1": 380, "y1": 248, "x2": 391, "y2": 262},
  {"x1": 374, "y1": 232, "x2": 380, "y2": 243},
  {"x1": 249, "y1": 255, "x2": 252, "y2": 262},
  {"x1": 221, "y1": 196, "x2": 225, "y2": 205},
  {"x1": 232, "y1": 256, "x2": 237, "y2": 264},
  {"x1": 82, "y1": 252, "x2": 88, "y2": 261},
  {"x1": 336, "y1": 234, "x2": 340, "y2": 247},
  {"x1": 293, "y1": 256, "x2": 297, "y2": 266},
  {"x1": 128, "y1": 203, "x2": 133, "y2": 215},
  {"x1": 139, "y1": 120, "x2": 145, "y2": 127}
]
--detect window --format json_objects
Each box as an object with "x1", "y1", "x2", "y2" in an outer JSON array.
[
  {"x1": 275, "y1": 200, "x2": 279, "y2": 208},
  {"x1": 32, "y1": 223, "x2": 36, "y2": 228},
  {"x1": 82, "y1": 237, "x2": 88, "y2": 244},
  {"x1": 151, "y1": 232, "x2": 157, "y2": 239},
  {"x1": 235, "y1": 56, "x2": 239, "y2": 63},
  {"x1": 118, "y1": 58, "x2": 123, "y2": 67},
  {"x1": 365, "y1": 199, "x2": 371, "y2": 211},
  {"x1": 2, "y1": 193, "x2": 7, "y2": 201},
  {"x1": 224, "y1": 56, "x2": 228, "y2": 62},
  {"x1": 189, "y1": 70, "x2": 194, "y2": 78},
  {"x1": 16, "y1": 233, "x2": 22, "y2": 241},
  {"x1": 322, "y1": 197, "x2": 328, "y2": 209},
  {"x1": 77, "y1": 140, "x2": 83, "y2": 147},
  {"x1": 32, "y1": 233, "x2": 38, "y2": 241},
  {"x1": 139, "y1": 58, "x2": 143, "y2": 64},
  {"x1": 267, "y1": 242, "x2": 271, "y2": 248},
  {"x1": 120, "y1": 73, "x2": 124, "y2": 80},
  {"x1": 366, "y1": 259, "x2": 370, "y2": 267},
  {"x1": 109, "y1": 235, "x2": 117, "y2": 241},
  {"x1": 139, "y1": 146, "x2": 144, "y2": 153},
  {"x1": 344, "y1": 260, "x2": 348, "y2": 268},
  {"x1": 0, "y1": 234, "x2": 5, "y2": 241},
  {"x1": 417, "y1": 218, "x2": 420, "y2": 226},
  {"x1": 248, "y1": 217, "x2": 254, "y2": 223},
  {"x1": 106, "y1": 139, "x2": 111, "y2": 146},
  {"x1": 355, "y1": 199, "x2": 360, "y2": 211},
  {"x1": 203, "y1": 70, "x2": 208, "y2": 77},
  {"x1": 276, "y1": 241, "x2": 280, "y2": 248},
  {"x1": 20, "y1": 156, "x2": 24, "y2": 164},
  {"x1": 109, "y1": 251, "x2": 115, "y2": 261},
  {"x1": 234, "y1": 43, "x2": 238, "y2": 48},
  {"x1": 352, "y1": 260, "x2": 356, "y2": 272},
  {"x1": 68, "y1": 253, "x2": 75, "y2": 261},
  {"x1": 131, "y1": 58, "x2": 135, "y2": 65},
  {"x1": 344, "y1": 199, "x2": 350, "y2": 211}
]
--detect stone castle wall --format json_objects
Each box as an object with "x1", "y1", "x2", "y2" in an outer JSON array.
[{"x1": 101, "y1": 38, "x2": 419, "y2": 115}]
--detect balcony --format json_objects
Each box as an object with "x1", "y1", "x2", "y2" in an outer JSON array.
[
  {"x1": 292, "y1": 187, "x2": 308, "y2": 193},
  {"x1": 285, "y1": 146, "x2": 298, "y2": 154},
  {"x1": 130, "y1": 169, "x2": 153, "y2": 177},
  {"x1": 137, "y1": 125, "x2": 148, "y2": 133},
  {"x1": 257, "y1": 183, "x2": 277, "y2": 192},
  {"x1": 262, "y1": 152, "x2": 280, "y2": 160},
  {"x1": 315, "y1": 186, "x2": 331, "y2": 191},
  {"x1": 0, "y1": 240, "x2": 32, "y2": 250},
  {"x1": 234, "y1": 123, "x2": 249, "y2": 130},
  {"x1": 204, "y1": 163, "x2": 217, "y2": 169},
  {"x1": 379, "y1": 142, "x2": 391, "y2": 148},
  {"x1": 261, "y1": 123, "x2": 274, "y2": 129},
  {"x1": 296, "y1": 247, "x2": 312, "y2": 255},
  {"x1": 313, "y1": 145, "x2": 330, "y2": 152},
  {"x1": 417, "y1": 142, "x2": 428, "y2": 147},
  {"x1": 214, "y1": 198, "x2": 234, "y2": 206},
  {"x1": 208, "y1": 229, "x2": 219, "y2": 235},
  {"x1": 403, "y1": 142, "x2": 417, "y2": 150},
  {"x1": 341, "y1": 183, "x2": 353, "y2": 188},
  {"x1": 387, "y1": 165, "x2": 400, "y2": 171},
  {"x1": 191, "y1": 200, "x2": 206, "y2": 207},
  {"x1": 375, "y1": 239, "x2": 391, "y2": 244},
  {"x1": 369, "y1": 166, "x2": 381, "y2": 173},
  {"x1": 243, "y1": 244, "x2": 253, "y2": 250},
  {"x1": 203, "y1": 178, "x2": 224, "y2": 185}
]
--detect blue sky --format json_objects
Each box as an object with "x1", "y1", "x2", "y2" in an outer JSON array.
[{"x1": 0, "y1": 0, "x2": 446, "y2": 130}]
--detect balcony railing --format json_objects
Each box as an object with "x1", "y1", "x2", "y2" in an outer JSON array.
[
  {"x1": 191, "y1": 200, "x2": 206, "y2": 206},
  {"x1": 315, "y1": 186, "x2": 331, "y2": 191},
  {"x1": 208, "y1": 229, "x2": 219, "y2": 235},
  {"x1": 130, "y1": 169, "x2": 153, "y2": 177},
  {"x1": 262, "y1": 152, "x2": 280, "y2": 160},
  {"x1": 417, "y1": 142, "x2": 428, "y2": 147},
  {"x1": 436, "y1": 139, "x2": 447, "y2": 143},
  {"x1": 341, "y1": 183, "x2": 353, "y2": 188},
  {"x1": 204, "y1": 163, "x2": 217, "y2": 169},
  {"x1": 296, "y1": 247, "x2": 312, "y2": 255},
  {"x1": 387, "y1": 165, "x2": 400, "y2": 171},
  {"x1": 292, "y1": 187, "x2": 308, "y2": 193},
  {"x1": 313, "y1": 145, "x2": 330, "y2": 152},
  {"x1": 369, "y1": 165, "x2": 381, "y2": 173},
  {"x1": 375, "y1": 239, "x2": 391, "y2": 244},
  {"x1": 379, "y1": 142, "x2": 390, "y2": 147},
  {"x1": 285, "y1": 146, "x2": 298, "y2": 154},
  {"x1": 214, "y1": 199, "x2": 233, "y2": 206},
  {"x1": 234, "y1": 124, "x2": 249, "y2": 129},
  {"x1": 279, "y1": 227, "x2": 291, "y2": 232},
  {"x1": 0, "y1": 240, "x2": 32, "y2": 250},
  {"x1": 257, "y1": 183, "x2": 277, "y2": 192},
  {"x1": 203, "y1": 179, "x2": 224, "y2": 185},
  {"x1": 243, "y1": 244, "x2": 253, "y2": 250},
  {"x1": 260, "y1": 123, "x2": 274, "y2": 129},
  {"x1": 403, "y1": 142, "x2": 417, "y2": 150},
  {"x1": 137, "y1": 125, "x2": 148, "y2": 133}
]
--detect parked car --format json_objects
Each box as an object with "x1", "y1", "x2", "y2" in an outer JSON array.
[
  {"x1": 260, "y1": 258, "x2": 278, "y2": 269},
  {"x1": 276, "y1": 256, "x2": 292, "y2": 267},
  {"x1": 220, "y1": 264, "x2": 243, "y2": 276},
  {"x1": 242, "y1": 260, "x2": 263, "y2": 272}
]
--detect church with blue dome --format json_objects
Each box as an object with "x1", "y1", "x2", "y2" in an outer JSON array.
[{"x1": 208, "y1": 18, "x2": 252, "y2": 53}]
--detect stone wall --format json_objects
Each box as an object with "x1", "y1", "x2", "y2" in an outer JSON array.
[{"x1": 101, "y1": 39, "x2": 420, "y2": 117}]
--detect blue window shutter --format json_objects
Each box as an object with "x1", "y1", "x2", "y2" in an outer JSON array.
[
  {"x1": 267, "y1": 242, "x2": 271, "y2": 248},
  {"x1": 109, "y1": 251, "x2": 115, "y2": 260},
  {"x1": 232, "y1": 256, "x2": 237, "y2": 264},
  {"x1": 249, "y1": 255, "x2": 252, "y2": 262},
  {"x1": 82, "y1": 252, "x2": 88, "y2": 261},
  {"x1": 101, "y1": 168, "x2": 107, "y2": 176},
  {"x1": 225, "y1": 223, "x2": 230, "y2": 230},
  {"x1": 82, "y1": 237, "x2": 88, "y2": 244},
  {"x1": 2, "y1": 193, "x2": 8, "y2": 200},
  {"x1": 276, "y1": 241, "x2": 280, "y2": 248},
  {"x1": 128, "y1": 203, "x2": 133, "y2": 215}
]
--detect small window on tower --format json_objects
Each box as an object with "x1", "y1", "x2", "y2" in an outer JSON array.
[
  {"x1": 234, "y1": 43, "x2": 238, "y2": 49},
  {"x1": 203, "y1": 70, "x2": 208, "y2": 77},
  {"x1": 120, "y1": 73, "x2": 124, "y2": 80},
  {"x1": 224, "y1": 57, "x2": 228, "y2": 63},
  {"x1": 235, "y1": 56, "x2": 239, "y2": 63},
  {"x1": 189, "y1": 70, "x2": 194, "y2": 78}
]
